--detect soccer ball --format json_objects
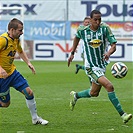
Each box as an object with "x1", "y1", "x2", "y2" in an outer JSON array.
[{"x1": 111, "y1": 62, "x2": 128, "y2": 79}]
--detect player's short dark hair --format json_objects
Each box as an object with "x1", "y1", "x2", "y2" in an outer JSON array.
[
  {"x1": 8, "y1": 18, "x2": 23, "y2": 30},
  {"x1": 83, "y1": 16, "x2": 90, "y2": 21},
  {"x1": 90, "y1": 10, "x2": 101, "y2": 18}
]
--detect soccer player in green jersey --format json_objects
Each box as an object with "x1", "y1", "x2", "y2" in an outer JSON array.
[
  {"x1": 0, "y1": 18, "x2": 48, "y2": 125},
  {"x1": 68, "y1": 10, "x2": 132, "y2": 123},
  {"x1": 75, "y1": 17, "x2": 110, "y2": 88}
]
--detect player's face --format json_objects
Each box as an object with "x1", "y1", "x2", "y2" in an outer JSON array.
[
  {"x1": 13, "y1": 24, "x2": 23, "y2": 39},
  {"x1": 90, "y1": 14, "x2": 101, "y2": 30},
  {"x1": 83, "y1": 19, "x2": 90, "y2": 26}
]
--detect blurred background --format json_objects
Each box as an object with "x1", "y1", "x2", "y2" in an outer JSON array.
[{"x1": 0, "y1": 0, "x2": 132, "y2": 62}]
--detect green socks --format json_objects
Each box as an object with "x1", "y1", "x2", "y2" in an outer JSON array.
[
  {"x1": 76, "y1": 89, "x2": 91, "y2": 99},
  {"x1": 78, "y1": 65, "x2": 85, "y2": 70},
  {"x1": 76, "y1": 90, "x2": 124, "y2": 116},
  {"x1": 108, "y1": 91, "x2": 124, "y2": 116},
  {"x1": 81, "y1": 66, "x2": 85, "y2": 70}
]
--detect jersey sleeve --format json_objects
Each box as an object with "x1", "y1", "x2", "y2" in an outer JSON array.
[
  {"x1": 75, "y1": 25, "x2": 85, "y2": 39},
  {"x1": 0, "y1": 37, "x2": 7, "y2": 50},
  {"x1": 105, "y1": 25, "x2": 117, "y2": 45}
]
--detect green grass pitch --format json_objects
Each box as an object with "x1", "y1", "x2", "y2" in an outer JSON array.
[{"x1": 0, "y1": 61, "x2": 132, "y2": 133}]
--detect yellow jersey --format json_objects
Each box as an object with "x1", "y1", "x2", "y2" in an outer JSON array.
[{"x1": 0, "y1": 32, "x2": 23, "y2": 78}]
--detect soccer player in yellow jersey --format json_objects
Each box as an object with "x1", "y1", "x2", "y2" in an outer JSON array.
[{"x1": 0, "y1": 18, "x2": 48, "y2": 125}]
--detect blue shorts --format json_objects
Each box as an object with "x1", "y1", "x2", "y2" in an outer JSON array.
[{"x1": 0, "y1": 69, "x2": 29, "y2": 103}]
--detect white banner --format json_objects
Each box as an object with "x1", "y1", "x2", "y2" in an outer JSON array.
[
  {"x1": 33, "y1": 40, "x2": 133, "y2": 61},
  {"x1": 0, "y1": 0, "x2": 132, "y2": 21}
]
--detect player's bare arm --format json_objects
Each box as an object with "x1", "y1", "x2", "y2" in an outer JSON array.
[
  {"x1": 68, "y1": 37, "x2": 80, "y2": 67},
  {"x1": 18, "y1": 50, "x2": 36, "y2": 74},
  {"x1": 0, "y1": 66, "x2": 8, "y2": 79},
  {"x1": 104, "y1": 43, "x2": 116, "y2": 61}
]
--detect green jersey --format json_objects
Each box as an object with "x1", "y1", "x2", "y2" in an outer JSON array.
[{"x1": 76, "y1": 25, "x2": 117, "y2": 70}]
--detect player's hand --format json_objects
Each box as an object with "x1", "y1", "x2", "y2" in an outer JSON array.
[
  {"x1": 103, "y1": 53, "x2": 110, "y2": 61},
  {"x1": 28, "y1": 63, "x2": 36, "y2": 74},
  {"x1": 0, "y1": 67, "x2": 8, "y2": 79},
  {"x1": 68, "y1": 55, "x2": 74, "y2": 67}
]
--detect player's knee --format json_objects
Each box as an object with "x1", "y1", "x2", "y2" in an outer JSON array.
[
  {"x1": 105, "y1": 83, "x2": 114, "y2": 92},
  {"x1": 22, "y1": 87, "x2": 34, "y2": 100}
]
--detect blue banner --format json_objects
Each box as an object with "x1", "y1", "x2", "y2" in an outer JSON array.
[
  {"x1": 25, "y1": 21, "x2": 71, "y2": 40},
  {"x1": 0, "y1": 20, "x2": 71, "y2": 40},
  {"x1": 0, "y1": 20, "x2": 8, "y2": 34}
]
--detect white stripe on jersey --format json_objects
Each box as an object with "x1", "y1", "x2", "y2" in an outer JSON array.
[{"x1": 84, "y1": 30, "x2": 94, "y2": 67}]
